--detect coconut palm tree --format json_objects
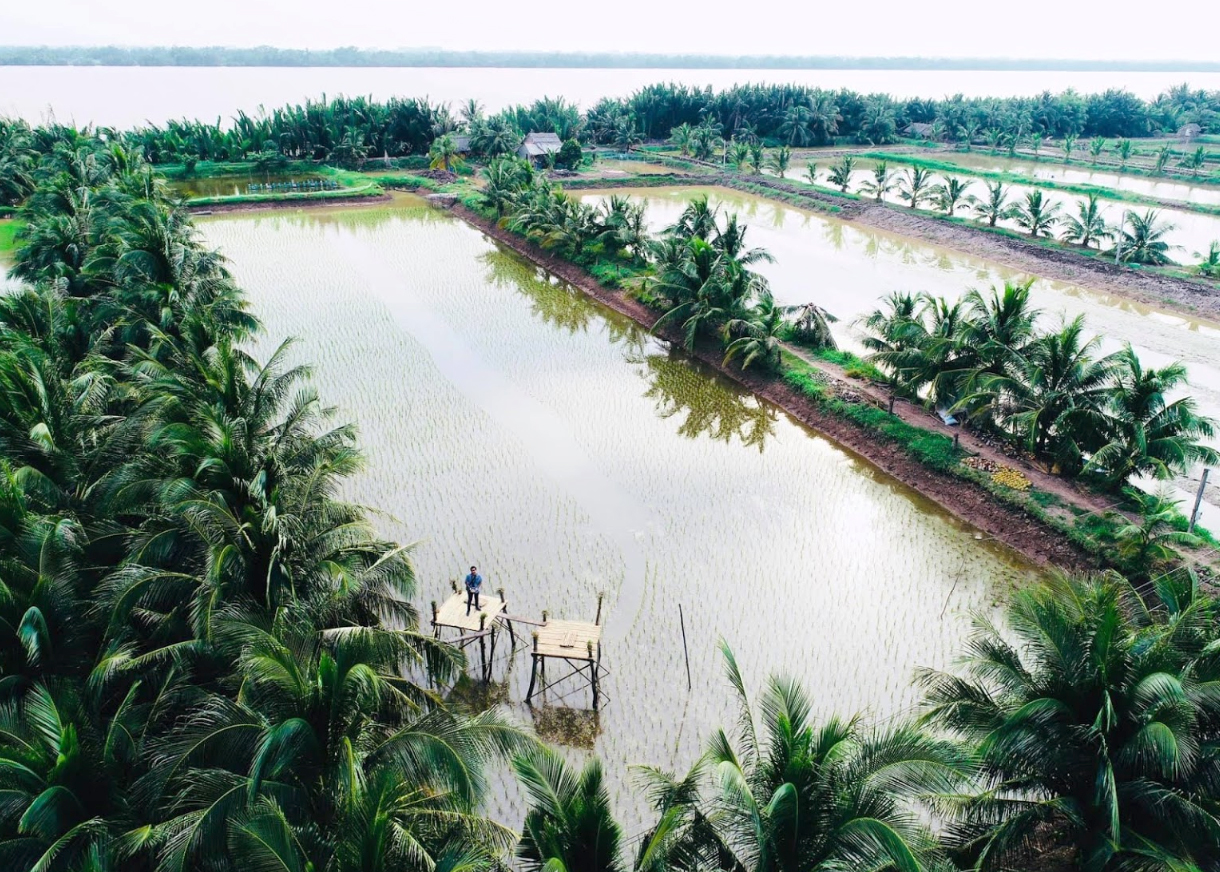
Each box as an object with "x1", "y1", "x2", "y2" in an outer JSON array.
[
  {"x1": 654, "y1": 645, "x2": 963, "y2": 872},
  {"x1": 668, "y1": 123, "x2": 694, "y2": 157},
  {"x1": 958, "y1": 316, "x2": 1115, "y2": 471},
  {"x1": 514, "y1": 748, "x2": 625, "y2": 872},
  {"x1": 1060, "y1": 194, "x2": 1112, "y2": 248},
  {"x1": 747, "y1": 141, "x2": 764, "y2": 175},
  {"x1": 919, "y1": 572, "x2": 1220, "y2": 872},
  {"x1": 1062, "y1": 132, "x2": 1077, "y2": 162},
  {"x1": 971, "y1": 181, "x2": 1014, "y2": 227},
  {"x1": 804, "y1": 161, "x2": 818, "y2": 185},
  {"x1": 730, "y1": 139, "x2": 750, "y2": 170},
  {"x1": 766, "y1": 145, "x2": 791, "y2": 179},
  {"x1": 1117, "y1": 137, "x2": 1133, "y2": 169},
  {"x1": 1197, "y1": 240, "x2": 1220, "y2": 277},
  {"x1": 930, "y1": 176, "x2": 971, "y2": 215},
  {"x1": 1089, "y1": 135, "x2": 1106, "y2": 164},
  {"x1": 778, "y1": 104, "x2": 814, "y2": 147},
  {"x1": 826, "y1": 155, "x2": 854, "y2": 192},
  {"x1": 1118, "y1": 209, "x2": 1177, "y2": 265},
  {"x1": 723, "y1": 290, "x2": 789, "y2": 370},
  {"x1": 895, "y1": 166, "x2": 935, "y2": 209},
  {"x1": 782, "y1": 301, "x2": 838, "y2": 350},
  {"x1": 1012, "y1": 189, "x2": 1062, "y2": 238},
  {"x1": 1085, "y1": 345, "x2": 1219, "y2": 486},
  {"x1": 428, "y1": 133, "x2": 463, "y2": 173},
  {"x1": 1113, "y1": 488, "x2": 1202, "y2": 575},
  {"x1": 858, "y1": 161, "x2": 895, "y2": 202}
]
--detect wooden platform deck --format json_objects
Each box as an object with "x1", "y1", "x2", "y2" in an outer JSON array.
[
  {"x1": 533, "y1": 620, "x2": 601, "y2": 661},
  {"x1": 432, "y1": 591, "x2": 506, "y2": 633}
]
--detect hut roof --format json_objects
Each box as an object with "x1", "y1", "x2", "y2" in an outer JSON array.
[
  {"x1": 1178, "y1": 123, "x2": 1203, "y2": 140},
  {"x1": 904, "y1": 122, "x2": 936, "y2": 138},
  {"x1": 519, "y1": 132, "x2": 564, "y2": 156},
  {"x1": 452, "y1": 135, "x2": 472, "y2": 153}
]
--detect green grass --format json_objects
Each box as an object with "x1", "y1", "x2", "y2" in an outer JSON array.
[
  {"x1": 0, "y1": 219, "x2": 23, "y2": 255},
  {"x1": 863, "y1": 151, "x2": 1220, "y2": 218},
  {"x1": 186, "y1": 183, "x2": 382, "y2": 207}
]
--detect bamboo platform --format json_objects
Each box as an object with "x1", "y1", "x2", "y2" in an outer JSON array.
[
  {"x1": 432, "y1": 590, "x2": 506, "y2": 635},
  {"x1": 526, "y1": 595, "x2": 605, "y2": 710}
]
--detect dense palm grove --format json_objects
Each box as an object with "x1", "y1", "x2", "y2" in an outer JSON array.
[
  {"x1": 0, "y1": 83, "x2": 1217, "y2": 194},
  {"x1": 6, "y1": 124, "x2": 1220, "y2": 872}
]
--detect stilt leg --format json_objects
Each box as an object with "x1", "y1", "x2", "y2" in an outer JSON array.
[{"x1": 526, "y1": 655, "x2": 538, "y2": 704}]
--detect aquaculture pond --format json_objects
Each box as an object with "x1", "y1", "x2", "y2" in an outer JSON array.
[
  {"x1": 198, "y1": 195, "x2": 1035, "y2": 827},
  {"x1": 573, "y1": 186, "x2": 1220, "y2": 524},
  {"x1": 932, "y1": 152, "x2": 1220, "y2": 208},
  {"x1": 168, "y1": 172, "x2": 329, "y2": 200},
  {"x1": 776, "y1": 162, "x2": 1220, "y2": 264}
]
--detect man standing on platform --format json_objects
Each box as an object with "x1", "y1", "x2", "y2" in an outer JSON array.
[{"x1": 464, "y1": 565, "x2": 484, "y2": 615}]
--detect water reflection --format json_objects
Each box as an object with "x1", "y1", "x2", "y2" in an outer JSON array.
[{"x1": 638, "y1": 349, "x2": 779, "y2": 451}]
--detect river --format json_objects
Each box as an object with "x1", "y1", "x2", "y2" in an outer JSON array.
[{"x1": 4, "y1": 65, "x2": 1220, "y2": 128}]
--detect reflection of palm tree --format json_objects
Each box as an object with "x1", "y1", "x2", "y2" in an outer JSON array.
[
  {"x1": 480, "y1": 250, "x2": 593, "y2": 334},
  {"x1": 640, "y1": 350, "x2": 778, "y2": 450}
]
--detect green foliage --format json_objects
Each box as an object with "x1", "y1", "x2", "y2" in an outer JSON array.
[
  {"x1": 556, "y1": 138, "x2": 583, "y2": 169},
  {"x1": 0, "y1": 127, "x2": 531, "y2": 872}
]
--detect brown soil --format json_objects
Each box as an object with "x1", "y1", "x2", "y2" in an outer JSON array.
[{"x1": 448, "y1": 201, "x2": 1094, "y2": 571}]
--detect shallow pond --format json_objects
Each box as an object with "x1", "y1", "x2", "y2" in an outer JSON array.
[
  {"x1": 199, "y1": 196, "x2": 1035, "y2": 828},
  {"x1": 169, "y1": 172, "x2": 329, "y2": 199}
]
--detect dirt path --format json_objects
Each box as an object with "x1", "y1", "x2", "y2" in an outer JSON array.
[{"x1": 448, "y1": 202, "x2": 1094, "y2": 571}]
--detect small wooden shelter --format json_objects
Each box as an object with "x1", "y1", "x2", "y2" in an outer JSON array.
[
  {"x1": 526, "y1": 595, "x2": 605, "y2": 710},
  {"x1": 517, "y1": 132, "x2": 563, "y2": 166}
]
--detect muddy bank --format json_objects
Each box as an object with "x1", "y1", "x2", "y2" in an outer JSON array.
[
  {"x1": 186, "y1": 193, "x2": 391, "y2": 214},
  {"x1": 449, "y1": 202, "x2": 1091, "y2": 571}
]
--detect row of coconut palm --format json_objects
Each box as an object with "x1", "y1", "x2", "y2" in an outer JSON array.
[
  {"x1": 736, "y1": 151, "x2": 1192, "y2": 268},
  {"x1": 517, "y1": 570, "x2": 1220, "y2": 872},
  {"x1": 480, "y1": 159, "x2": 837, "y2": 370},
  {"x1": 857, "y1": 282, "x2": 1218, "y2": 486}
]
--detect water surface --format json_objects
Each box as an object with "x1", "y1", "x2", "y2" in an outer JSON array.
[
  {"x1": 6, "y1": 65, "x2": 1220, "y2": 128},
  {"x1": 199, "y1": 196, "x2": 1035, "y2": 826}
]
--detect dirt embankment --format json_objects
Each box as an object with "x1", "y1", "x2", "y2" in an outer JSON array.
[
  {"x1": 448, "y1": 202, "x2": 1092, "y2": 571},
  {"x1": 186, "y1": 193, "x2": 391, "y2": 215}
]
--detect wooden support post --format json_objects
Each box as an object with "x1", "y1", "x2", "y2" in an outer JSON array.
[
  {"x1": 679, "y1": 603, "x2": 692, "y2": 692},
  {"x1": 431, "y1": 600, "x2": 439, "y2": 639},
  {"x1": 595, "y1": 592, "x2": 604, "y2": 626},
  {"x1": 478, "y1": 614, "x2": 487, "y2": 677},
  {"x1": 589, "y1": 640, "x2": 599, "y2": 709},
  {"x1": 526, "y1": 633, "x2": 540, "y2": 703},
  {"x1": 499, "y1": 587, "x2": 517, "y2": 644}
]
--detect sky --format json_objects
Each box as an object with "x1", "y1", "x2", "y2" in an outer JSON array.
[{"x1": 0, "y1": 0, "x2": 1213, "y2": 61}]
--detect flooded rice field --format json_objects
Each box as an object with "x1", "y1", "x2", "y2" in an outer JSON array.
[
  {"x1": 168, "y1": 172, "x2": 329, "y2": 199},
  {"x1": 573, "y1": 186, "x2": 1220, "y2": 526},
  {"x1": 933, "y1": 152, "x2": 1220, "y2": 208},
  {"x1": 198, "y1": 195, "x2": 1035, "y2": 827},
  {"x1": 779, "y1": 161, "x2": 1220, "y2": 264}
]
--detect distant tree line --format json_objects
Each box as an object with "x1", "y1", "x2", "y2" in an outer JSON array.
[
  {"x1": 3, "y1": 45, "x2": 1220, "y2": 70},
  {"x1": 2, "y1": 82, "x2": 1217, "y2": 189}
]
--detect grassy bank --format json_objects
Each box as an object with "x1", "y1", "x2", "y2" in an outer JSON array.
[
  {"x1": 0, "y1": 219, "x2": 22, "y2": 256},
  {"x1": 185, "y1": 182, "x2": 383, "y2": 207}
]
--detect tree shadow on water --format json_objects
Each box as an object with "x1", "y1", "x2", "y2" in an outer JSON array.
[{"x1": 636, "y1": 347, "x2": 779, "y2": 451}]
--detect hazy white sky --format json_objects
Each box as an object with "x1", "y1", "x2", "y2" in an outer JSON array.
[{"x1": 0, "y1": 0, "x2": 1211, "y2": 61}]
